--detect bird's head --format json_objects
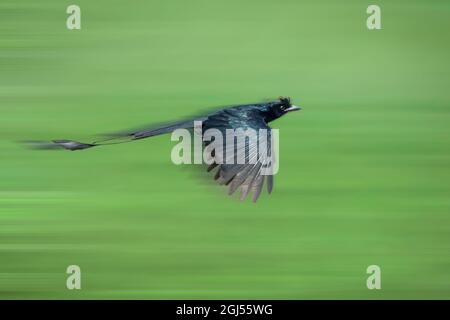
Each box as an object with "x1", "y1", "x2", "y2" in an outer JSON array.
[{"x1": 261, "y1": 97, "x2": 301, "y2": 122}]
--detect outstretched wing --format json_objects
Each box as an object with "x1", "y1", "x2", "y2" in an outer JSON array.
[{"x1": 203, "y1": 109, "x2": 275, "y2": 202}]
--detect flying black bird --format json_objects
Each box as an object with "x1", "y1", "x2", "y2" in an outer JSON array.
[{"x1": 27, "y1": 97, "x2": 301, "y2": 202}]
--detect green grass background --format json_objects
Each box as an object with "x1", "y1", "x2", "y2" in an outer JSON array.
[{"x1": 1, "y1": 0, "x2": 449, "y2": 299}]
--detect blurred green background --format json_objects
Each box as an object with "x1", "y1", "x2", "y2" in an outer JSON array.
[{"x1": 1, "y1": 0, "x2": 449, "y2": 299}]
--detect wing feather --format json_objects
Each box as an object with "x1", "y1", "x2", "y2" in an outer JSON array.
[{"x1": 203, "y1": 109, "x2": 275, "y2": 202}]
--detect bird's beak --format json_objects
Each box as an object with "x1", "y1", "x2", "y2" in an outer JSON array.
[{"x1": 285, "y1": 105, "x2": 301, "y2": 113}]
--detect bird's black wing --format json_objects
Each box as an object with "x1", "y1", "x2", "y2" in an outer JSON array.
[{"x1": 203, "y1": 109, "x2": 275, "y2": 202}]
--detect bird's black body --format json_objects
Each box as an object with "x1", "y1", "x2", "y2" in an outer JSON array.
[{"x1": 28, "y1": 97, "x2": 301, "y2": 202}]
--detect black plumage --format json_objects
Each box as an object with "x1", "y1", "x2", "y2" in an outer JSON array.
[{"x1": 27, "y1": 97, "x2": 301, "y2": 202}]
